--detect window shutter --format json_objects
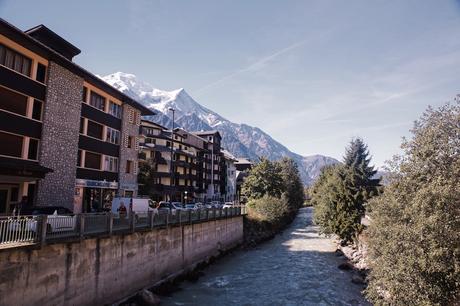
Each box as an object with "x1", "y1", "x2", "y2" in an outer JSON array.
[
  {"x1": 127, "y1": 108, "x2": 133, "y2": 124},
  {"x1": 124, "y1": 134, "x2": 129, "y2": 148},
  {"x1": 133, "y1": 161, "x2": 138, "y2": 175},
  {"x1": 134, "y1": 137, "x2": 140, "y2": 151},
  {"x1": 135, "y1": 111, "x2": 141, "y2": 125}
]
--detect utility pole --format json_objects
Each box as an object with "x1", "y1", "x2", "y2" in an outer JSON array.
[
  {"x1": 169, "y1": 108, "x2": 175, "y2": 202},
  {"x1": 210, "y1": 136, "x2": 214, "y2": 201}
]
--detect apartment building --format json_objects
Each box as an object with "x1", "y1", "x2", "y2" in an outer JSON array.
[
  {"x1": 222, "y1": 150, "x2": 237, "y2": 202},
  {"x1": 191, "y1": 131, "x2": 224, "y2": 201},
  {"x1": 139, "y1": 120, "x2": 235, "y2": 202},
  {"x1": 0, "y1": 19, "x2": 153, "y2": 214},
  {"x1": 139, "y1": 120, "x2": 202, "y2": 202}
]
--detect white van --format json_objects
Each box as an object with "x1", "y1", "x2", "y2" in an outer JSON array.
[{"x1": 111, "y1": 197, "x2": 157, "y2": 218}]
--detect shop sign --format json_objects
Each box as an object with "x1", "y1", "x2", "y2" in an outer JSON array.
[{"x1": 75, "y1": 179, "x2": 118, "y2": 189}]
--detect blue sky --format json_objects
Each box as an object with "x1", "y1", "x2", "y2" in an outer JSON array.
[{"x1": 2, "y1": 0, "x2": 460, "y2": 167}]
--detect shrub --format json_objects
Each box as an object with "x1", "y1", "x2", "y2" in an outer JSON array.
[{"x1": 247, "y1": 195, "x2": 290, "y2": 223}]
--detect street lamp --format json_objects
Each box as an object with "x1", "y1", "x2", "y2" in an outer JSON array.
[{"x1": 169, "y1": 107, "x2": 175, "y2": 202}]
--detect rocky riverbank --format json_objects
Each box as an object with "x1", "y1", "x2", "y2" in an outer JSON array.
[{"x1": 335, "y1": 231, "x2": 370, "y2": 286}]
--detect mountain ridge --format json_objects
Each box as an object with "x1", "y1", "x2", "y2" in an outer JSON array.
[{"x1": 102, "y1": 72, "x2": 340, "y2": 185}]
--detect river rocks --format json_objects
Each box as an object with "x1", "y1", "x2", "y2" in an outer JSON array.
[
  {"x1": 135, "y1": 289, "x2": 160, "y2": 306},
  {"x1": 338, "y1": 262, "x2": 354, "y2": 270},
  {"x1": 351, "y1": 274, "x2": 366, "y2": 285},
  {"x1": 334, "y1": 249, "x2": 344, "y2": 257}
]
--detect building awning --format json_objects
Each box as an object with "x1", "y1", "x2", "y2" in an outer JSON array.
[{"x1": 0, "y1": 157, "x2": 53, "y2": 179}]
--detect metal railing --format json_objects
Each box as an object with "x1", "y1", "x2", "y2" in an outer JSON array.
[
  {"x1": 0, "y1": 216, "x2": 41, "y2": 246},
  {"x1": 0, "y1": 207, "x2": 246, "y2": 249}
]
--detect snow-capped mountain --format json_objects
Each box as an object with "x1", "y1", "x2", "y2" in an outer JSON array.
[{"x1": 102, "y1": 72, "x2": 338, "y2": 185}]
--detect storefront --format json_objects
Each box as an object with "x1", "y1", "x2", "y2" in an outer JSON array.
[
  {"x1": 0, "y1": 157, "x2": 52, "y2": 215},
  {"x1": 75, "y1": 179, "x2": 118, "y2": 213}
]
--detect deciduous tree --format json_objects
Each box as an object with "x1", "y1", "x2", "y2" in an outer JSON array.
[{"x1": 366, "y1": 101, "x2": 460, "y2": 305}]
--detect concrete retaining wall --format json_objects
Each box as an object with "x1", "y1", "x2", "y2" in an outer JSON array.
[{"x1": 0, "y1": 216, "x2": 243, "y2": 306}]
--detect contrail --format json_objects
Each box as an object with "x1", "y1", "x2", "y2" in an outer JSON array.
[{"x1": 194, "y1": 39, "x2": 308, "y2": 94}]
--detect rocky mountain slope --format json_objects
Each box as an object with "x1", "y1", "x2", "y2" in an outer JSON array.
[{"x1": 102, "y1": 72, "x2": 339, "y2": 185}]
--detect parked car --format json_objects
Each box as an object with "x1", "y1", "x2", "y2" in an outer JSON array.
[
  {"x1": 223, "y1": 202, "x2": 235, "y2": 209},
  {"x1": 210, "y1": 201, "x2": 222, "y2": 208},
  {"x1": 171, "y1": 202, "x2": 185, "y2": 210},
  {"x1": 12, "y1": 206, "x2": 76, "y2": 234},
  {"x1": 158, "y1": 202, "x2": 178, "y2": 214},
  {"x1": 194, "y1": 202, "x2": 204, "y2": 209},
  {"x1": 185, "y1": 203, "x2": 197, "y2": 210},
  {"x1": 111, "y1": 197, "x2": 157, "y2": 218}
]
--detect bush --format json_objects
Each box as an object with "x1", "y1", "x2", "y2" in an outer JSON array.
[{"x1": 247, "y1": 195, "x2": 289, "y2": 223}]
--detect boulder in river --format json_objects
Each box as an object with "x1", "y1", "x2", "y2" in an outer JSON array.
[
  {"x1": 135, "y1": 289, "x2": 160, "y2": 306},
  {"x1": 351, "y1": 274, "x2": 366, "y2": 285},
  {"x1": 337, "y1": 262, "x2": 354, "y2": 271}
]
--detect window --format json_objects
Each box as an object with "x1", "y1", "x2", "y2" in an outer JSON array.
[
  {"x1": 108, "y1": 101, "x2": 121, "y2": 118},
  {"x1": 106, "y1": 127, "x2": 120, "y2": 145},
  {"x1": 166, "y1": 141, "x2": 171, "y2": 147},
  {"x1": 32, "y1": 99, "x2": 42, "y2": 121},
  {"x1": 84, "y1": 152, "x2": 101, "y2": 170},
  {"x1": 0, "y1": 131, "x2": 23, "y2": 158},
  {"x1": 126, "y1": 160, "x2": 133, "y2": 174},
  {"x1": 104, "y1": 156, "x2": 118, "y2": 172},
  {"x1": 36, "y1": 63, "x2": 46, "y2": 83},
  {"x1": 77, "y1": 150, "x2": 82, "y2": 167},
  {"x1": 86, "y1": 120, "x2": 103, "y2": 139},
  {"x1": 82, "y1": 87, "x2": 88, "y2": 102},
  {"x1": 0, "y1": 86, "x2": 28, "y2": 116},
  {"x1": 89, "y1": 91, "x2": 105, "y2": 111},
  {"x1": 127, "y1": 136, "x2": 133, "y2": 148},
  {"x1": 27, "y1": 138, "x2": 39, "y2": 160},
  {"x1": 79, "y1": 118, "x2": 85, "y2": 134},
  {"x1": 0, "y1": 44, "x2": 31, "y2": 77}
]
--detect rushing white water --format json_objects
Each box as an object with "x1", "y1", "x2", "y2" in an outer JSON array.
[{"x1": 161, "y1": 207, "x2": 369, "y2": 306}]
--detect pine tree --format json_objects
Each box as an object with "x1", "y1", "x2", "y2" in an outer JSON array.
[
  {"x1": 343, "y1": 137, "x2": 380, "y2": 200},
  {"x1": 311, "y1": 138, "x2": 379, "y2": 243},
  {"x1": 311, "y1": 164, "x2": 364, "y2": 243}
]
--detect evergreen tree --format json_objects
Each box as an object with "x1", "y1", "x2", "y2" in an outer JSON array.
[
  {"x1": 138, "y1": 160, "x2": 157, "y2": 197},
  {"x1": 311, "y1": 138, "x2": 379, "y2": 243},
  {"x1": 242, "y1": 157, "x2": 284, "y2": 200},
  {"x1": 366, "y1": 101, "x2": 460, "y2": 305},
  {"x1": 343, "y1": 137, "x2": 380, "y2": 200},
  {"x1": 311, "y1": 164, "x2": 364, "y2": 243}
]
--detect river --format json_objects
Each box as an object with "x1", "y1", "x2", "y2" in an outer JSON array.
[{"x1": 161, "y1": 207, "x2": 369, "y2": 306}]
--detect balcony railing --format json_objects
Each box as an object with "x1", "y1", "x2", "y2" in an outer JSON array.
[{"x1": 0, "y1": 207, "x2": 246, "y2": 250}]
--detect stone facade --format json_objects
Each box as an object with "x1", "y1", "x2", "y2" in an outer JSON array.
[
  {"x1": 36, "y1": 62, "x2": 83, "y2": 209},
  {"x1": 118, "y1": 104, "x2": 140, "y2": 196}
]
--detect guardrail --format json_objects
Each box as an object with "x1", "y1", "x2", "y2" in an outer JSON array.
[{"x1": 0, "y1": 207, "x2": 246, "y2": 249}]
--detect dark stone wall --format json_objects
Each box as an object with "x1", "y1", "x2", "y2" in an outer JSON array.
[
  {"x1": 118, "y1": 104, "x2": 140, "y2": 196},
  {"x1": 36, "y1": 61, "x2": 83, "y2": 209}
]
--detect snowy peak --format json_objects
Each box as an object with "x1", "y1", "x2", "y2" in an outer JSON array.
[
  {"x1": 101, "y1": 72, "x2": 338, "y2": 185},
  {"x1": 103, "y1": 72, "x2": 225, "y2": 127}
]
